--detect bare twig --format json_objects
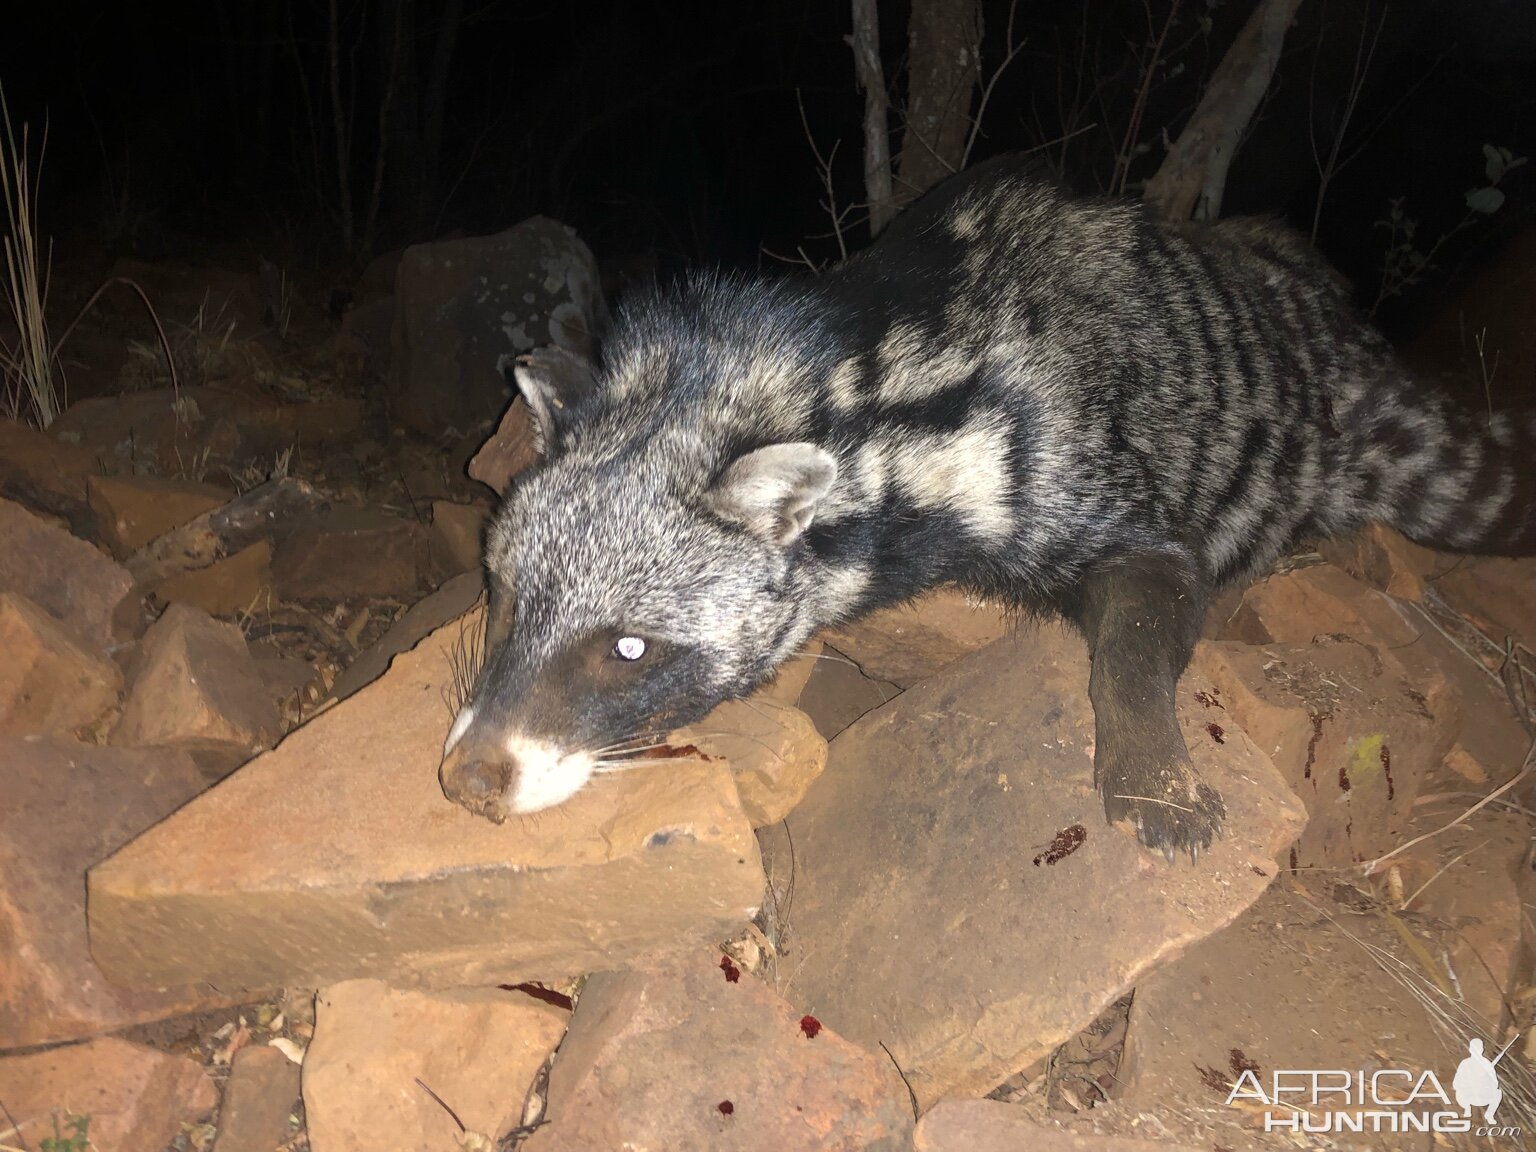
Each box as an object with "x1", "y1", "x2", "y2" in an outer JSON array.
[
  {"x1": 795, "y1": 93, "x2": 856, "y2": 262},
  {"x1": 0, "y1": 1096, "x2": 30, "y2": 1152},
  {"x1": 414, "y1": 1078, "x2": 466, "y2": 1133},
  {"x1": 1114, "y1": 0, "x2": 1183, "y2": 197},
  {"x1": 1309, "y1": 1, "x2": 1389, "y2": 243}
]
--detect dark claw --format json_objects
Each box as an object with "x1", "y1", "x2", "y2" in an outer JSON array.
[{"x1": 1100, "y1": 757, "x2": 1226, "y2": 864}]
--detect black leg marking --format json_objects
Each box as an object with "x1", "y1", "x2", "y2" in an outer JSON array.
[{"x1": 1063, "y1": 558, "x2": 1226, "y2": 861}]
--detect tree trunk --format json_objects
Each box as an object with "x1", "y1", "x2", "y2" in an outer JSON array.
[
  {"x1": 850, "y1": 0, "x2": 895, "y2": 237},
  {"x1": 1143, "y1": 0, "x2": 1304, "y2": 222},
  {"x1": 895, "y1": 0, "x2": 983, "y2": 205}
]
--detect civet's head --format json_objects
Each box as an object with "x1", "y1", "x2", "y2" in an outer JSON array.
[{"x1": 439, "y1": 343, "x2": 836, "y2": 822}]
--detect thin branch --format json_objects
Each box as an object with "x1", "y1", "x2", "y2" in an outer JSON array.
[
  {"x1": 796, "y1": 93, "x2": 855, "y2": 262},
  {"x1": 963, "y1": 0, "x2": 1026, "y2": 168},
  {"x1": 1114, "y1": 0, "x2": 1183, "y2": 196},
  {"x1": 1310, "y1": 1, "x2": 1389, "y2": 243}
]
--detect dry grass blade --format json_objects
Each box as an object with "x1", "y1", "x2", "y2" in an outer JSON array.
[
  {"x1": 0, "y1": 84, "x2": 61, "y2": 427},
  {"x1": 1362, "y1": 738, "x2": 1535, "y2": 874}
]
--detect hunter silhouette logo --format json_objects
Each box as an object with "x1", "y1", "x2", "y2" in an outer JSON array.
[{"x1": 1455, "y1": 1036, "x2": 1515, "y2": 1124}]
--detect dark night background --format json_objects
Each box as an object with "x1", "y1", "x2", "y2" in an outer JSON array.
[{"x1": 1, "y1": 0, "x2": 1533, "y2": 343}]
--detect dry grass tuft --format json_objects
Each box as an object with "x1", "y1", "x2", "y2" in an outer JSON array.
[{"x1": 1, "y1": 85, "x2": 62, "y2": 427}]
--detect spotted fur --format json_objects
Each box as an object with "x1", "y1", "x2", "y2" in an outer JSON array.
[{"x1": 440, "y1": 154, "x2": 1535, "y2": 854}]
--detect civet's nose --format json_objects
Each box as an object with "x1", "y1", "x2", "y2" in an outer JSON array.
[{"x1": 439, "y1": 707, "x2": 516, "y2": 823}]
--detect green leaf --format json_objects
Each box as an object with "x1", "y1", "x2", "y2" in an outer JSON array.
[
  {"x1": 1484, "y1": 143, "x2": 1503, "y2": 183},
  {"x1": 1465, "y1": 186, "x2": 1505, "y2": 214}
]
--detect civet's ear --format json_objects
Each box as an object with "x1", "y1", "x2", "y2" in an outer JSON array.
[
  {"x1": 500, "y1": 346, "x2": 599, "y2": 457},
  {"x1": 707, "y1": 443, "x2": 838, "y2": 547}
]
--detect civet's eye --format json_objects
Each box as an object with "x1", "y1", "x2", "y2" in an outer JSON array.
[{"x1": 613, "y1": 636, "x2": 647, "y2": 661}]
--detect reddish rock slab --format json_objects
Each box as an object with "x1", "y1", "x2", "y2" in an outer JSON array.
[
  {"x1": 820, "y1": 587, "x2": 1011, "y2": 687},
  {"x1": 272, "y1": 506, "x2": 429, "y2": 601},
  {"x1": 759, "y1": 641, "x2": 823, "y2": 708},
  {"x1": 1222, "y1": 563, "x2": 1527, "y2": 788},
  {"x1": 915, "y1": 1101, "x2": 1200, "y2": 1152},
  {"x1": 0, "y1": 416, "x2": 98, "y2": 530},
  {"x1": 767, "y1": 624, "x2": 1305, "y2": 1109},
  {"x1": 50, "y1": 387, "x2": 244, "y2": 474},
  {"x1": 326, "y1": 571, "x2": 484, "y2": 703},
  {"x1": 388, "y1": 217, "x2": 603, "y2": 436},
  {"x1": 0, "y1": 592, "x2": 122, "y2": 735},
  {"x1": 51, "y1": 387, "x2": 367, "y2": 472},
  {"x1": 524, "y1": 952, "x2": 913, "y2": 1152},
  {"x1": 675, "y1": 697, "x2": 827, "y2": 828},
  {"x1": 211, "y1": 1044, "x2": 301, "y2": 1152},
  {"x1": 152, "y1": 540, "x2": 275, "y2": 617},
  {"x1": 0, "y1": 496, "x2": 133, "y2": 651},
  {"x1": 113, "y1": 603, "x2": 279, "y2": 761},
  {"x1": 429, "y1": 499, "x2": 489, "y2": 574},
  {"x1": 468, "y1": 399, "x2": 539, "y2": 494},
  {"x1": 303, "y1": 980, "x2": 568, "y2": 1152},
  {"x1": 234, "y1": 395, "x2": 366, "y2": 455},
  {"x1": 1316, "y1": 524, "x2": 1442, "y2": 601},
  {"x1": 1196, "y1": 639, "x2": 1456, "y2": 870},
  {"x1": 87, "y1": 472, "x2": 232, "y2": 558},
  {"x1": 0, "y1": 1036, "x2": 215, "y2": 1152},
  {"x1": 1432, "y1": 555, "x2": 1536, "y2": 652},
  {"x1": 88, "y1": 612, "x2": 766, "y2": 995},
  {"x1": 0, "y1": 737, "x2": 214, "y2": 1049},
  {"x1": 1398, "y1": 809, "x2": 1528, "y2": 1031}
]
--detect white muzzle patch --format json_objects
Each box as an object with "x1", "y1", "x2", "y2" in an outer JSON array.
[
  {"x1": 444, "y1": 705, "x2": 476, "y2": 756},
  {"x1": 505, "y1": 734, "x2": 596, "y2": 814}
]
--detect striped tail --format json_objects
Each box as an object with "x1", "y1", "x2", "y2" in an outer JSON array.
[{"x1": 1372, "y1": 394, "x2": 1536, "y2": 556}]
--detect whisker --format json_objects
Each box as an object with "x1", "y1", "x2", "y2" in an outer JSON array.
[
  {"x1": 592, "y1": 756, "x2": 708, "y2": 774},
  {"x1": 686, "y1": 727, "x2": 788, "y2": 764},
  {"x1": 597, "y1": 740, "x2": 676, "y2": 758},
  {"x1": 592, "y1": 731, "x2": 673, "y2": 756}
]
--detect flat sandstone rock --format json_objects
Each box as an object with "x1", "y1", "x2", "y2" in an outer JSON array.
[
  {"x1": 88, "y1": 614, "x2": 765, "y2": 994},
  {"x1": 303, "y1": 979, "x2": 568, "y2": 1151},
  {"x1": 0, "y1": 1036, "x2": 215, "y2": 1152},
  {"x1": 914, "y1": 1100, "x2": 1202, "y2": 1152},
  {"x1": 1, "y1": 738, "x2": 215, "y2": 1049},
  {"x1": 525, "y1": 951, "x2": 913, "y2": 1152},
  {"x1": 765, "y1": 623, "x2": 1305, "y2": 1109},
  {"x1": 0, "y1": 592, "x2": 123, "y2": 736}
]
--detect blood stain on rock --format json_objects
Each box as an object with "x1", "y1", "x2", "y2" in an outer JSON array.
[{"x1": 1032, "y1": 823, "x2": 1087, "y2": 867}]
